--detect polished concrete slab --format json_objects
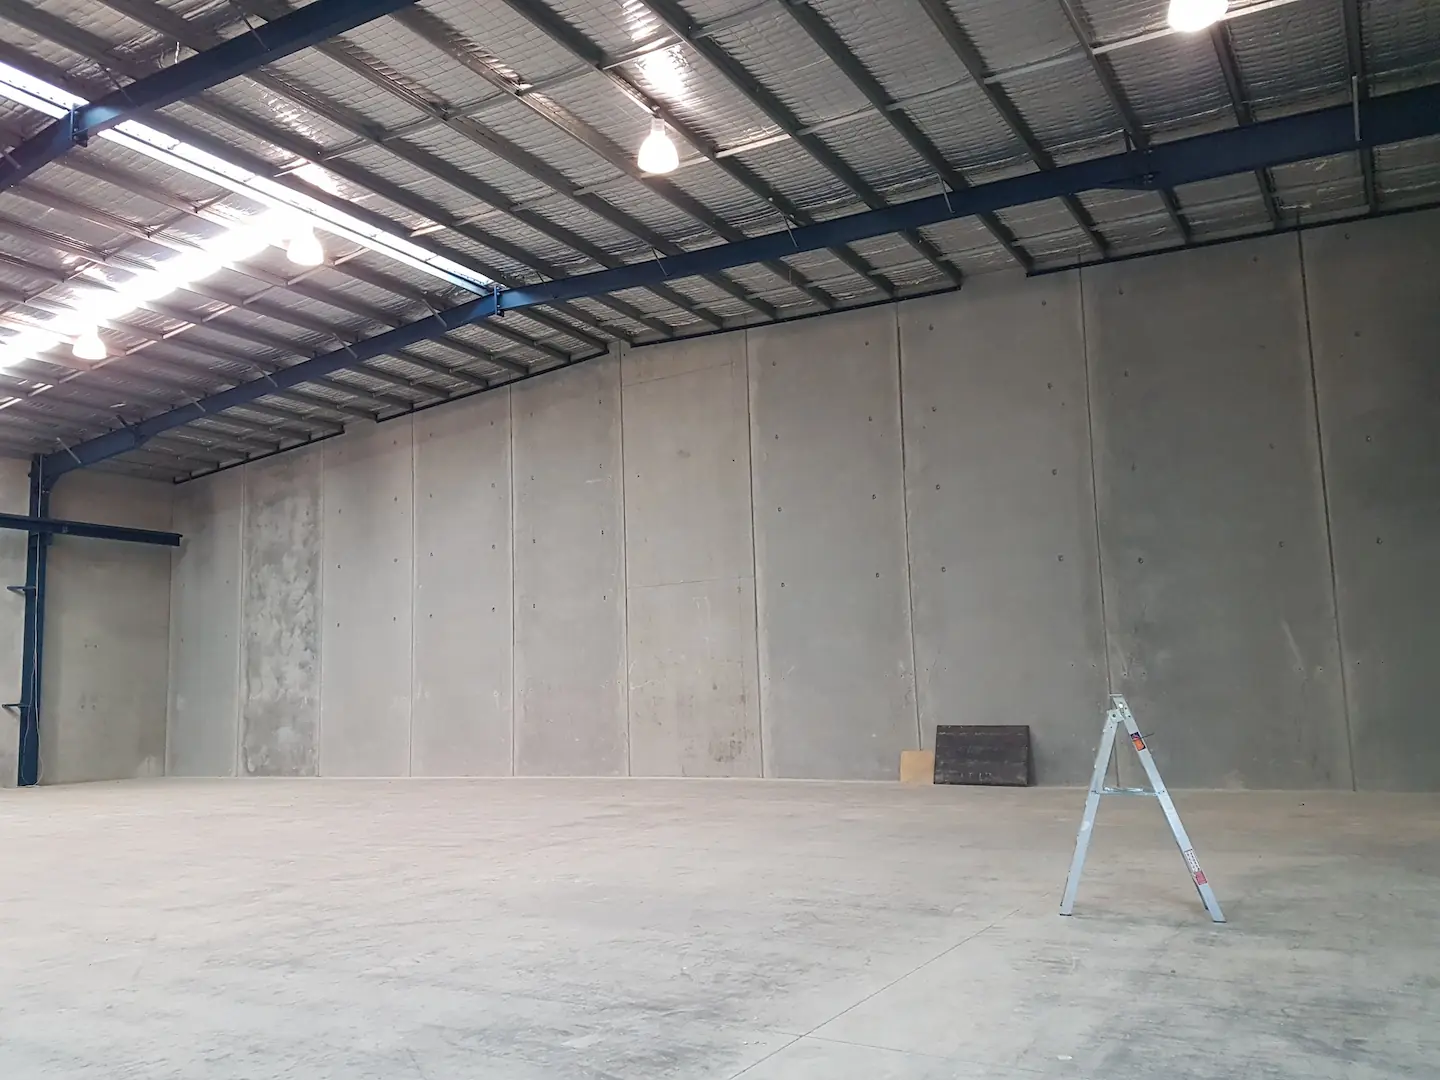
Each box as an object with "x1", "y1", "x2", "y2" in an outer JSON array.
[{"x1": 0, "y1": 780, "x2": 1434, "y2": 1078}]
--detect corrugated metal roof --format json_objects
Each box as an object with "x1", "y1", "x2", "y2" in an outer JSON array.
[{"x1": 0, "y1": 0, "x2": 1431, "y2": 476}]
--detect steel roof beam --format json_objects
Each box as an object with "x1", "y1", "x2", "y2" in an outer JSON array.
[
  {"x1": 251, "y1": 23, "x2": 769, "y2": 322},
  {"x1": 775, "y1": 0, "x2": 1032, "y2": 272},
  {"x1": 0, "y1": 337, "x2": 297, "y2": 429},
  {"x1": 912, "y1": 0, "x2": 1109, "y2": 255},
  {"x1": 1209, "y1": 23, "x2": 1282, "y2": 228},
  {"x1": 2, "y1": 365, "x2": 306, "y2": 446},
  {"x1": 399, "y1": 1, "x2": 849, "y2": 308},
  {"x1": 49, "y1": 153, "x2": 587, "y2": 364},
  {"x1": 636, "y1": 0, "x2": 965, "y2": 287},
  {"x1": 44, "y1": 81, "x2": 1440, "y2": 480},
  {"x1": 3, "y1": 182, "x2": 534, "y2": 381},
  {"x1": 495, "y1": 0, "x2": 889, "y2": 299},
  {"x1": 0, "y1": 11, "x2": 615, "y2": 350},
  {"x1": 1053, "y1": 0, "x2": 1192, "y2": 242},
  {"x1": 10, "y1": 173, "x2": 540, "y2": 377},
  {"x1": 92, "y1": 0, "x2": 741, "y2": 331},
  {"x1": 0, "y1": 0, "x2": 419, "y2": 194},
  {"x1": 3, "y1": 308, "x2": 398, "y2": 430},
  {"x1": 0, "y1": 200, "x2": 502, "y2": 407},
  {"x1": 1341, "y1": 0, "x2": 1379, "y2": 212},
  {"x1": 241, "y1": 0, "x2": 776, "y2": 321},
  {"x1": 54, "y1": 352, "x2": 346, "y2": 438}
]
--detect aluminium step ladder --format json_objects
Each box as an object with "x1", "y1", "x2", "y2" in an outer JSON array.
[{"x1": 1059, "y1": 694, "x2": 1225, "y2": 923}]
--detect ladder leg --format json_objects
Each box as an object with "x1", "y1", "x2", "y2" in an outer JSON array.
[
  {"x1": 1059, "y1": 710, "x2": 1120, "y2": 916},
  {"x1": 1118, "y1": 705, "x2": 1226, "y2": 923}
]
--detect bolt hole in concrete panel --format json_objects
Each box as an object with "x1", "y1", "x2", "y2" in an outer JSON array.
[
  {"x1": 750, "y1": 307, "x2": 916, "y2": 779},
  {"x1": 623, "y1": 332, "x2": 760, "y2": 777},
  {"x1": 900, "y1": 274, "x2": 1105, "y2": 782},
  {"x1": 411, "y1": 388, "x2": 512, "y2": 777},
  {"x1": 240, "y1": 447, "x2": 321, "y2": 777},
  {"x1": 1304, "y1": 211, "x2": 1440, "y2": 789},
  {"x1": 513, "y1": 356, "x2": 626, "y2": 776},
  {"x1": 1086, "y1": 235, "x2": 1347, "y2": 789},
  {"x1": 320, "y1": 420, "x2": 414, "y2": 776}
]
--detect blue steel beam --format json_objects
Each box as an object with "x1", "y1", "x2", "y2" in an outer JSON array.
[
  {"x1": 0, "y1": 0, "x2": 420, "y2": 194},
  {"x1": 0, "y1": 512, "x2": 182, "y2": 546},
  {"x1": 42, "y1": 82, "x2": 1440, "y2": 481}
]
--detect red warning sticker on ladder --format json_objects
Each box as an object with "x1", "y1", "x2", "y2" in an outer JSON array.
[
  {"x1": 1130, "y1": 732, "x2": 1146, "y2": 751},
  {"x1": 1182, "y1": 848, "x2": 1207, "y2": 886}
]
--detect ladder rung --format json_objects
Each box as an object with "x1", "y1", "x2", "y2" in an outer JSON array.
[{"x1": 1101, "y1": 786, "x2": 1157, "y2": 796}]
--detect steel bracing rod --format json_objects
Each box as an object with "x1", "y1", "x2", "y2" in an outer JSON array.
[
  {"x1": 89, "y1": 0, "x2": 748, "y2": 329},
  {"x1": 1053, "y1": 0, "x2": 1192, "y2": 242},
  {"x1": 0, "y1": 22, "x2": 615, "y2": 351},
  {"x1": 912, "y1": 0, "x2": 1109, "y2": 255},
  {"x1": 775, "y1": 0, "x2": 1033, "y2": 272},
  {"x1": 44, "y1": 82, "x2": 1440, "y2": 480},
  {"x1": 1341, "y1": 0, "x2": 1379, "y2": 211},
  {"x1": 636, "y1": 0, "x2": 965, "y2": 287},
  {"x1": 494, "y1": 0, "x2": 891, "y2": 299},
  {"x1": 1209, "y1": 23, "x2": 1282, "y2": 227},
  {"x1": 0, "y1": 0, "x2": 420, "y2": 193},
  {"x1": 388, "y1": 1, "x2": 845, "y2": 309}
]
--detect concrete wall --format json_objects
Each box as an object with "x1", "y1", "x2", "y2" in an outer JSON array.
[
  {"x1": 43, "y1": 472, "x2": 173, "y2": 784},
  {"x1": 162, "y1": 209, "x2": 1440, "y2": 788},
  {"x1": 1086, "y1": 238, "x2": 1348, "y2": 789},
  {"x1": 0, "y1": 463, "x2": 173, "y2": 786},
  {"x1": 901, "y1": 274, "x2": 1106, "y2": 784},
  {"x1": 1304, "y1": 214, "x2": 1440, "y2": 790}
]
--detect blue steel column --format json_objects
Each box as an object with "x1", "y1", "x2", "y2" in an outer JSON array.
[{"x1": 16, "y1": 456, "x2": 51, "y2": 787}]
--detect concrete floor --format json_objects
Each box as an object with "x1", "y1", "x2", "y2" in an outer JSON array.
[{"x1": 0, "y1": 780, "x2": 1435, "y2": 1079}]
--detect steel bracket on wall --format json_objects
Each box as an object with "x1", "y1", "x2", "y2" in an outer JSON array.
[{"x1": 5, "y1": 458, "x2": 182, "y2": 787}]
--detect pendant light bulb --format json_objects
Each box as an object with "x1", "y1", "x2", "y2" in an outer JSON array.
[
  {"x1": 287, "y1": 225, "x2": 325, "y2": 267},
  {"x1": 1167, "y1": 0, "x2": 1228, "y2": 32},
  {"x1": 72, "y1": 326, "x2": 107, "y2": 362},
  {"x1": 637, "y1": 117, "x2": 679, "y2": 175}
]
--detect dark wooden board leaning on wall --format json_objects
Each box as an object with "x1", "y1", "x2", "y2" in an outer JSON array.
[{"x1": 934, "y1": 725, "x2": 1031, "y2": 786}]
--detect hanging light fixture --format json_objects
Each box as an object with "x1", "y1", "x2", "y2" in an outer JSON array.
[
  {"x1": 1167, "y1": 0, "x2": 1228, "y2": 32},
  {"x1": 286, "y1": 225, "x2": 325, "y2": 267},
  {"x1": 72, "y1": 326, "x2": 106, "y2": 362},
  {"x1": 637, "y1": 116, "x2": 679, "y2": 175}
]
